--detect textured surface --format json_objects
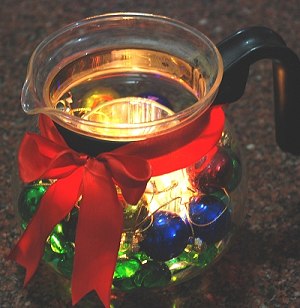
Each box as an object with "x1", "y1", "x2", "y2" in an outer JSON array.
[{"x1": 0, "y1": 1, "x2": 299, "y2": 307}]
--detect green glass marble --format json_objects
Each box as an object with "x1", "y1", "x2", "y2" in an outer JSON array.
[
  {"x1": 166, "y1": 249, "x2": 199, "y2": 273},
  {"x1": 133, "y1": 251, "x2": 151, "y2": 263},
  {"x1": 118, "y1": 241, "x2": 131, "y2": 257},
  {"x1": 133, "y1": 261, "x2": 171, "y2": 288},
  {"x1": 49, "y1": 232, "x2": 74, "y2": 255},
  {"x1": 198, "y1": 244, "x2": 219, "y2": 268},
  {"x1": 53, "y1": 223, "x2": 64, "y2": 235},
  {"x1": 114, "y1": 259, "x2": 141, "y2": 280},
  {"x1": 21, "y1": 221, "x2": 28, "y2": 230},
  {"x1": 113, "y1": 258, "x2": 142, "y2": 291},
  {"x1": 18, "y1": 182, "x2": 48, "y2": 221}
]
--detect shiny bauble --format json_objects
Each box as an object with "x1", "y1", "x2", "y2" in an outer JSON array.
[
  {"x1": 140, "y1": 210, "x2": 190, "y2": 261},
  {"x1": 188, "y1": 194, "x2": 231, "y2": 244},
  {"x1": 114, "y1": 258, "x2": 142, "y2": 280},
  {"x1": 18, "y1": 181, "x2": 49, "y2": 221},
  {"x1": 188, "y1": 147, "x2": 242, "y2": 193}
]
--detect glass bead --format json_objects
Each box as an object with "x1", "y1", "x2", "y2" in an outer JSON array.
[
  {"x1": 166, "y1": 248, "x2": 199, "y2": 273},
  {"x1": 18, "y1": 182, "x2": 48, "y2": 221},
  {"x1": 133, "y1": 251, "x2": 151, "y2": 263},
  {"x1": 133, "y1": 261, "x2": 171, "y2": 288},
  {"x1": 114, "y1": 258, "x2": 141, "y2": 280},
  {"x1": 49, "y1": 232, "x2": 74, "y2": 255}
]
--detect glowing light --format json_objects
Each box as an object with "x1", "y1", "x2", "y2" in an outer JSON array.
[
  {"x1": 145, "y1": 168, "x2": 194, "y2": 218},
  {"x1": 82, "y1": 96, "x2": 175, "y2": 138}
]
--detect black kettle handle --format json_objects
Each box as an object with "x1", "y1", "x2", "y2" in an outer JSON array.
[{"x1": 214, "y1": 26, "x2": 300, "y2": 155}]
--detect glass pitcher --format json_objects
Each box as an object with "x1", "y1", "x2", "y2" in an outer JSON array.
[{"x1": 9, "y1": 13, "x2": 300, "y2": 308}]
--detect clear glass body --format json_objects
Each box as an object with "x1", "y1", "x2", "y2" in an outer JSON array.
[{"x1": 16, "y1": 13, "x2": 246, "y2": 302}]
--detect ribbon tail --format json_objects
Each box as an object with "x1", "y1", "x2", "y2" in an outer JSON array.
[
  {"x1": 9, "y1": 167, "x2": 83, "y2": 285},
  {"x1": 71, "y1": 165, "x2": 123, "y2": 308}
]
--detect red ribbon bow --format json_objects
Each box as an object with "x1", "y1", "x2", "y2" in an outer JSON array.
[{"x1": 10, "y1": 106, "x2": 225, "y2": 307}]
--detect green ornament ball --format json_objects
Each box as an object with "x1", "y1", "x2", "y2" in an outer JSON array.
[
  {"x1": 49, "y1": 232, "x2": 74, "y2": 255},
  {"x1": 18, "y1": 181, "x2": 49, "y2": 221},
  {"x1": 113, "y1": 258, "x2": 142, "y2": 291}
]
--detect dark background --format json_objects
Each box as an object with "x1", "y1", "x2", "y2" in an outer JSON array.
[{"x1": 0, "y1": 0, "x2": 299, "y2": 307}]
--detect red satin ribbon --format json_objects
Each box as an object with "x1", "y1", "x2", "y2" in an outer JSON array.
[{"x1": 9, "y1": 106, "x2": 225, "y2": 307}]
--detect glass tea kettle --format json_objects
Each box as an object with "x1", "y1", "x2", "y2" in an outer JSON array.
[{"x1": 9, "y1": 13, "x2": 300, "y2": 308}]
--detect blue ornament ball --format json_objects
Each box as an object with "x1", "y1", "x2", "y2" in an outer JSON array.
[
  {"x1": 188, "y1": 195, "x2": 231, "y2": 244},
  {"x1": 140, "y1": 211, "x2": 190, "y2": 261}
]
